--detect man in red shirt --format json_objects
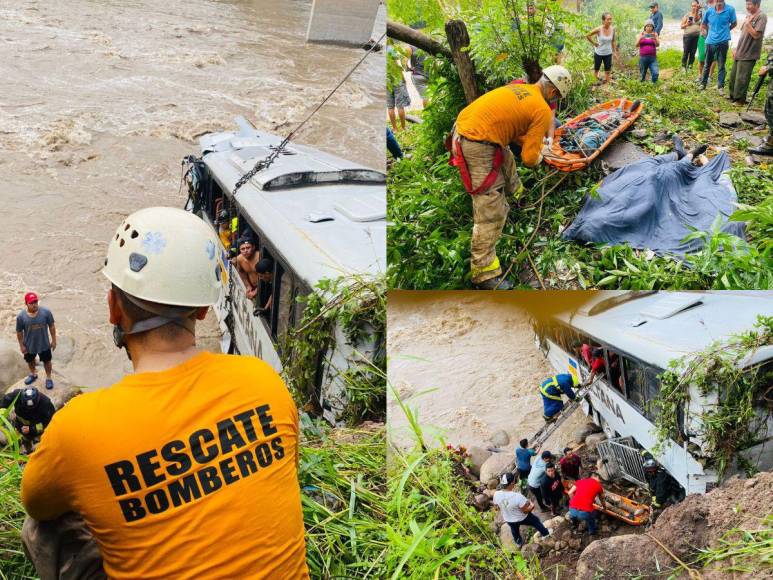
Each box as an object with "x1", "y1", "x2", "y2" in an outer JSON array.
[
  {"x1": 559, "y1": 447, "x2": 582, "y2": 480},
  {"x1": 567, "y1": 472, "x2": 606, "y2": 536}
]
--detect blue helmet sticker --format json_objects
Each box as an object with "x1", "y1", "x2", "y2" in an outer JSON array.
[
  {"x1": 206, "y1": 240, "x2": 216, "y2": 260},
  {"x1": 142, "y1": 232, "x2": 167, "y2": 255}
]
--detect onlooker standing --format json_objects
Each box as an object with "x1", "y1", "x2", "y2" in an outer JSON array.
[
  {"x1": 387, "y1": 41, "x2": 411, "y2": 131},
  {"x1": 515, "y1": 438, "x2": 537, "y2": 481},
  {"x1": 527, "y1": 450, "x2": 554, "y2": 510},
  {"x1": 700, "y1": 0, "x2": 738, "y2": 95},
  {"x1": 559, "y1": 447, "x2": 583, "y2": 480},
  {"x1": 681, "y1": 0, "x2": 704, "y2": 70},
  {"x1": 649, "y1": 2, "x2": 664, "y2": 35},
  {"x1": 748, "y1": 50, "x2": 773, "y2": 155},
  {"x1": 568, "y1": 472, "x2": 606, "y2": 536},
  {"x1": 540, "y1": 462, "x2": 565, "y2": 516},
  {"x1": 728, "y1": 0, "x2": 768, "y2": 105},
  {"x1": 16, "y1": 293, "x2": 56, "y2": 390},
  {"x1": 586, "y1": 13, "x2": 619, "y2": 86},
  {"x1": 637, "y1": 21, "x2": 661, "y2": 83},
  {"x1": 493, "y1": 473, "x2": 550, "y2": 547},
  {"x1": 698, "y1": 0, "x2": 718, "y2": 81}
]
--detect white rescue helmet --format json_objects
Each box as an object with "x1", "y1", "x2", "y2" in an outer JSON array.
[
  {"x1": 102, "y1": 207, "x2": 221, "y2": 307},
  {"x1": 541, "y1": 65, "x2": 572, "y2": 98}
]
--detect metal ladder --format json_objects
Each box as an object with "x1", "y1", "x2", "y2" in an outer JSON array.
[{"x1": 531, "y1": 379, "x2": 597, "y2": 449}]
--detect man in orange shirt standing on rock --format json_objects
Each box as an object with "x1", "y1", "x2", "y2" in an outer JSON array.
[
  {"x1": 22, "y1": 207, "x2": 308, "y2": 579},
  {"x1": 448, "y1": 65, "x2": 572, "y2": 289}
]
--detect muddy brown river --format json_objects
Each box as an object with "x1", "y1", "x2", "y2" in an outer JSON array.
[{"x1": 0, "y1": 0, "x2": 385, "y2": 388}]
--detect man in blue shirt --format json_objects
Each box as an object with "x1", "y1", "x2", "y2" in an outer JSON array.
[
  {"x1": 539, "y1": 373, "x2": 577, "y2": 421},
  {"x1": 515, "y1": 438, "x2": 537, "y2": 481},
  {"x1": 526, "y1": 450, "x2": 554, "y2": 511},
  {"x1": 649, "y1": 2, "x2": 664, "y2": 35},
  {"x1": 700, "y1": 0, "x2": 737, "y2": 94}
]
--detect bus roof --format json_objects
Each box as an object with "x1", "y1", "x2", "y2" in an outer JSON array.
[
  {"x1": 200, "y1": 118, "x2": 385, "y2": 286},
  {"x1": 556, "y1": 291, "x2": 773, "y2": 369}
]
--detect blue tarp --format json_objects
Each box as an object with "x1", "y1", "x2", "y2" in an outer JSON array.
[{"x1": 562, "y1": 151, "x2": 746, "y2": 254}]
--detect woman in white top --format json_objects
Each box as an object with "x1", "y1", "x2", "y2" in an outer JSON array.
[{"x1": 586, "y1": 12, "x2": 619, "y2": 85}]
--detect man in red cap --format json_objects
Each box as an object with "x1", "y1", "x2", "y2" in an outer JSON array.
[{"x1": 16, "y1": 292, "x2": 57, "y2": 389}]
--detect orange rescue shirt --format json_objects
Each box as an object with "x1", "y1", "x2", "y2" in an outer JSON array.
[
  {"x1": 455, "y1": 84, "x2": 552, "y2": 167},
  {"x1": 22, "y1": 352, "x2": 309, "y2": 579}
]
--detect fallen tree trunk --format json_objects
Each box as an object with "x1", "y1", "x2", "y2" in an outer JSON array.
[
  {"x1": 386, "y1": 20, "x2": 452, "y2": 58},
  {"x1": 445, "y1": 19, "x2": 481, "y2": 104}
]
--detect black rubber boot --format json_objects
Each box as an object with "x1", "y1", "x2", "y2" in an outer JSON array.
[
  {"x1": 690, "y1": 144, "x2": 708, "y2": 158},
  {"x1": 749, "y1": 136, "x2": 773, "y2": 156},
  {"x1": 672, "y1": 134, "x2": 687, "y2": 159},
  {"x1": 473, "y1": 275, "x2": 514, "y2": 290}
]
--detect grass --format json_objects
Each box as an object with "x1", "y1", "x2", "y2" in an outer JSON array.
[
  {"x1": 300, "y1": 419, "x2": 387, "y2": 578},
  {"x1": 385, "y1": 385, "x2": 543, "y2": 579},
  {"x1": 387, "y1": 40, "x2": 773, "y2": 290},
  {"x1": 0, "y1": 413, "x2": 36, "y2": 580},
  {"x1": 695, "y1": 515, "x2": 773, "y2": 575}
]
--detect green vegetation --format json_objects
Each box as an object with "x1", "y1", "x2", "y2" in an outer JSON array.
[
  {"x1": 655, "y1": 315, "x2": 773, "y2": 477},
  {"x1": 281, "y1": 275, "x2": 386, "y2": 425},
  {"x1": 0, "y1": 413, "x2": 35, "y2": 580},
  {"x1": 386, "y1": 387, "x2": 542, "y2": 578},
  {"x1": 301, "y1": 421, "x2": 387, "y2": 578},
  {"x1": 388, "y1": 0, "x2": 773, "y2": 290},
  {"x1": 696, "y1": 515, "x2": 773, "y2": 575}
]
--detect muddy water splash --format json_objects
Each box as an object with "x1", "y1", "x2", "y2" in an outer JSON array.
[
  {"x1": 387, "y1": 293, "x2": 588, "y2": 454},
  {"x1": 0, "y1": 0, "x2": 385, "y2": 388}
]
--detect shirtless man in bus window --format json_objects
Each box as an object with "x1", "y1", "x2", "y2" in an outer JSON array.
[{"x1": 235, "y1": 238, "x2": 260, "y2": 299}]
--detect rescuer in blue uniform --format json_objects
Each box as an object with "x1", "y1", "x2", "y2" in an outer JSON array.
[{"x1": 540, "y1": 373, "x2": 578, "y2": 421}]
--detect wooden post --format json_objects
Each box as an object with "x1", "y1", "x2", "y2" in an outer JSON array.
[
  {"x1": 386, "y1": 20, "x2": 452, "y2": 58},
  {"x1": 445, "y1": 19, "x2": 481, "y2": 104}
]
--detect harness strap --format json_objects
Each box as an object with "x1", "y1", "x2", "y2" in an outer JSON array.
[{"x1": 447, "y1": 134, "x2": 505, "y2": 195}]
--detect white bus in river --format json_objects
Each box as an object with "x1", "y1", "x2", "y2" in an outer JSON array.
[
  {"x1": 534, "y1": 291, "x2": 773, "y2": 495},
  {"x1": 183, "y1": 117, "x2": 386, "y2": 424}
]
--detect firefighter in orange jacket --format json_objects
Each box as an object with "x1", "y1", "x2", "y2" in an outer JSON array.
[{"x1": 448, "y1": 66, "x2": 572, "y2": 289}]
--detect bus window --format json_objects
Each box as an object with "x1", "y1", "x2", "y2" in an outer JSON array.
[
  {"x1": 622, "y1": 357, "x2": 660, "y2": 420},
  {"x1": 605, "y1": 350, "x2": 625, "y2": 396},
  {"x1": 255, "y1": 249, "x2": 274, "y2": 321},
  {"x1": 274, "y1": 264, "x2": 295, "y2": 342}
]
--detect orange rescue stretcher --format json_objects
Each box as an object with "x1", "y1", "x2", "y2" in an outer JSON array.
[
  {"x1": 544, "y1": 98, "x2": 644, "y2": 173},
  {"x1": 563, "y1": 482, "x2": 650, "y2": 526}
]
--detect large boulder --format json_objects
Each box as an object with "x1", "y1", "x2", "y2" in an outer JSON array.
[
  {"x1": 600, "y1": 140, "x2": 650, "y2": 171},
  {"x1": 584, "y1": 432, "x2": 608, "y2": 451},
  {"x1": 4, "y1": 371, "x2": 82, "y2": 411},
  {"x1": 0, "y1": 339, "x2": 28, "y2": 390},
  {"x1": 573, "y1": 421, "x2": 602, "y2": 445},
  {"x1": 575, "y1": 534, "x2": 673, "y2": 579},
  {"x1": 719, "y1": 111, "x2": 743, "y2": 128},
  {"x1": 53, "y1": 336, "x2": 76, "y2": 365},
  {"x1": 467, "y1": 446, "x2": 492, "y2": 477},
  {"x1": 741, "y1": 110, "x2": 766, "y2": 126},
  {"x1": 651, "y1": 491, "x2": 712, "y2": 561},
  {"x1": 479, "y1": 452, "x2": 513, "y2": 484},
  {"x1": 490, "y1": 430, "x2": 510, "y2": 447}
]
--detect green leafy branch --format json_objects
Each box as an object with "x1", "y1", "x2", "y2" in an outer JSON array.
[{"x1": 654, "y1": 315, "x2": 773, "y2": 477}]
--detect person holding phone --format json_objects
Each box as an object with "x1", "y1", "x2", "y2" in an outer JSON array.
[
  {"x1": 637, "y1": 20, "x2": 661, "y2": 83},
  {"x1": 681, "y1": 0, "x2": 704, "y2": 70}
]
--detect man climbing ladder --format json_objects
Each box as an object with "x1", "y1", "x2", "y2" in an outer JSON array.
[{"x1": 539, "y1": 373, "x2": 578, "y2": 422}]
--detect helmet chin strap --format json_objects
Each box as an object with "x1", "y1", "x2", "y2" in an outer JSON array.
[{"x1": 113, "y1": 293, "x2": 199, "y2": 360}]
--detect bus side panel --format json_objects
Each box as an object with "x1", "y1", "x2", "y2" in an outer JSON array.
[
  {"x1": 228, "y1": 263, "x2": 282, "y2": 371},
  {"x1": 544, "y1": 340, "x2": 712, "y2": 494}
]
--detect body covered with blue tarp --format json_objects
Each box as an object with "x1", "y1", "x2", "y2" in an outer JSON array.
[{"x1": 562, "y1": 152, "x2": 746, "y2": 254}]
